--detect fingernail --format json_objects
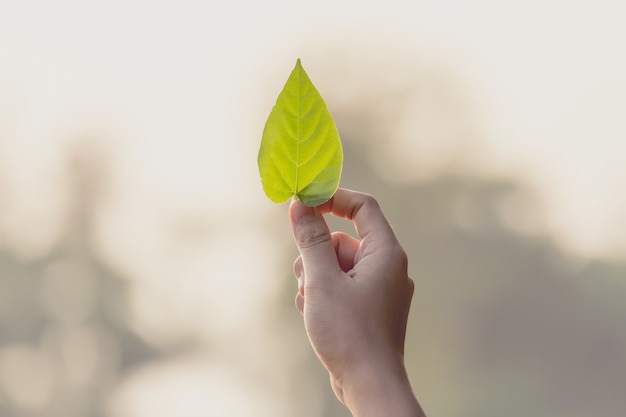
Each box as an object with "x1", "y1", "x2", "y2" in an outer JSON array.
[{"x1": 297, "y1": 274, "x2": 304, "y2": 296}]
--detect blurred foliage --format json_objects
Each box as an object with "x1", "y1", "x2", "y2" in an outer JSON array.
[
  {"x1": 2, "y1": 134, "x2": 625, "y2": 417},
  {"x1": 0, "y1": 146, "x2": 163, "y2": 417},
  {"x1": 1, "y1": 52, "x2": 625, "y2": 417}
]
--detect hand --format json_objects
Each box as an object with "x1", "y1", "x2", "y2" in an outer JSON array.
[{"x1": 290, "y1": 188, "x2": 425, "y2": 416}]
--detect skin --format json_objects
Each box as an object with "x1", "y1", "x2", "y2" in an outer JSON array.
[{"x1": 289, "y1": 188, "x2": 426, "y2": 417}]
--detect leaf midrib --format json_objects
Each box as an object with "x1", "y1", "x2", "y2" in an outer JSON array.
[{"x1": 295, "y1": 61, "x2": 301, "y2": 195}]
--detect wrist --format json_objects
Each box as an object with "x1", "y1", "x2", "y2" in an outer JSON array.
[{"x1": 335, "y1": 350, "x2": 425, "y2": 417}]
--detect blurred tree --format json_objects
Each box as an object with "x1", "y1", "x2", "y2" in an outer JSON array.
[{"x1": 0, "y1": 140, "x2": 161, "y2": 417}]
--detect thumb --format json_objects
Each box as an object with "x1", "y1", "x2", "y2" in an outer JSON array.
[{"x1": 289, "y1": 199, "x2": 340, "y2": 280}]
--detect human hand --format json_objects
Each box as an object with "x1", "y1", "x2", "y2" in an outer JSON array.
[{"x1": 290, "y1": 188, "x2": 425, "y2": 416}]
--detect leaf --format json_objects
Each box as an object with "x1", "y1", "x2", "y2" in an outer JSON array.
[{"x1": 258, "y1": 59, "x2": 343, "y2": 206}]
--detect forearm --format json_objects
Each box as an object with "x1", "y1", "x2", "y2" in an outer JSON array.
[{"x1": 339, "y1": 352, "x2": 426, "y2": 417}]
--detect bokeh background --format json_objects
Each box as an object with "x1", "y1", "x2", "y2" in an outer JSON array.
[{"x1": 2, "y1": 1, "x2": 626, "y2": 416}]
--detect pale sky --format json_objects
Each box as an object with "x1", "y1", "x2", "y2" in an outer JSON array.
[{"x1": 2, "y1": 0, "x2": 625, "y2": 259}]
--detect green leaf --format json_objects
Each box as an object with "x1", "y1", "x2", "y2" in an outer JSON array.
[{"x1": 258, "y1": 59, "x2": 343, "y2": 206}]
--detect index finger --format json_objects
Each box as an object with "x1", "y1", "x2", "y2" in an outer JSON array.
[{"x1": 318, "y1": 188, "x2": 398, "y2": 243}]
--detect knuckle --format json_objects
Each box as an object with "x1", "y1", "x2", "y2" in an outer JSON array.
[
  {"x1": 362, "y1": 193, "x2": 378, "y2": 207},
  {"x1": 396, "y1": 246, "x2": 409, "y2": 269},
  {"x1": 385, "y1": 242, "x2": 408, "y2": 267},
  {"x1": 297, "y1": 226, "x2": 331, "y2": 250},
  {"x1": 353, "y1": 193, "x2": 379, "y2": 218},
  {"x1": 408, "y1": 277, "x2": 415, "y2": 297}
]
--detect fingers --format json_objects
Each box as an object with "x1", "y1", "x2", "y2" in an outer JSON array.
[
  {"x1": 293, "y1": 256, "x2": 305, "y2": 315},
  {"x1": 290, "y1": 189, "x2": 396, "y2": 284},
  {"x1": 295, "y1": 292, "x2": 304, "y2": 315},
  {"x1": 293, "y1": 231, "x2": 359, "y2": 315},
  {"x1": 290, "y1": 189, "x2": 399, "y2": 317},
  {"x1": 293, "y1": 230, "x2": 359, "y2": 284},
  {"x1": 319, "y1": 189, "x2": 398, "y2": 244},
  {"x1": 289, "y1": 199, "x2": 341, "y2": 281},
  {"x1": 333, "y1": 231, "x2": 359, "y2": 273},
  {"x1": 293, "y1": 256, "x2": 304, "y2": 296},
  {"x1": 292, "y1": 231, "x2": 358, "y2": 294}
]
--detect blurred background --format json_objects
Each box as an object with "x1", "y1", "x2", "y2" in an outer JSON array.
[{"x1": 1, "y1": 1, "x2": 626, "y2": 416}]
